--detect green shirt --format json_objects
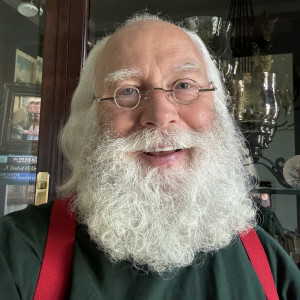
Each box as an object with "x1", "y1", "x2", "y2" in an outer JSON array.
[{"x1": 0, "y1": 202, "x2": 299, "y2": 300}]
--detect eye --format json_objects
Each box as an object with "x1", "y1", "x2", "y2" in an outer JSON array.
[
  {"x1": 115, "y1": 85, "x2": 140, "y2": 109},
  {"x1": 118, "y1": 87, "x2": 138, "y2": 96},
  {"x1": 173, "y1": 79, "x2": 199, "y2": 103},
  {"x1": 175, "y1": 82, "x2": 191, "y2": 89},
  {"x1": 174, "y1": 79, "x2": 198, "y2": 90}
]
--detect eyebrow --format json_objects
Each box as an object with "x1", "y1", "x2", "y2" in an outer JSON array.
[
  {"x1": 173, "y1": 63, "x2": 204, "y2": 74},
  {"x1": 104, "y1": 69, "x2": 142, "y2": 85}
]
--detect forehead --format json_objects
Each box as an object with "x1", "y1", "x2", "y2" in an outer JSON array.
[{"x1": 95, "y1": 20, "x2": 206, "y2": 82}]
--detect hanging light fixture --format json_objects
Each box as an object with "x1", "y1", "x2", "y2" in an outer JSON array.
[
  {"x1": 227, "y1": 0, "x2": 254, "y2": 57},
  {"x1": 18, "y1": 0, "x2": 43, "y2": 17},
  {"x1": 182, "y1": 2, "x2": 293, "y2": 189},
  {"x1": 227, "y1": 0, "x2": 293, "y2": 188}
]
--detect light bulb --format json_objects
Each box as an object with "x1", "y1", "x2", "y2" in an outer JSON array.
[{"x1": 18, "y1": 2, "x2": 38, "y2": 17}]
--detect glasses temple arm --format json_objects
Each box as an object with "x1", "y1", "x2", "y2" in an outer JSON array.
[
  {"x1": 198, "y1": 88, "x2": 217, "y2": 92},
  {"x1": 97, "y1": 97, "x2": 115, "y2": 102}
]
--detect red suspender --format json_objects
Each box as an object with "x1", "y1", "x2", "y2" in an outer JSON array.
[
  {"x1": 239, "y1": 228, "x2": 279, "y2": 300},
  {"x1": 33, "y1": 197, "x2": 76, "y2": 300},
  {"x1": 33, "y1": 199, "x2": 278, "y2": 300}
]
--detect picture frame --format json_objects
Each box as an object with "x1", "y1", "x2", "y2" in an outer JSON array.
[
  {"x1": 35, "y1": 56, "x2": 43, "y2": 85},
  {"x1": 14, "y1": 50, "x2": 43, "y2": 85},
  {"x1": 0, "y1": 83, "x2": 41, "y2": 155},
  {"x1": 14, "y1": 49, "x2": 37, "y2": 84}
]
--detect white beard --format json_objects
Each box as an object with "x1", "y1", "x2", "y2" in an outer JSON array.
[{"x1": 73, "y1": 121, "x2": 256, "y2": 275}]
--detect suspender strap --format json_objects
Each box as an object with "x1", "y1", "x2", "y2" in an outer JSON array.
[
  {"x1": 239, "y1": 228, "x2": 279, "y2": 300},
  {"x1": 33, "y1": 197, "x2": 76, "y2": 300}
]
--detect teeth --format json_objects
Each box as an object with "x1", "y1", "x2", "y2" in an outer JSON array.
[
  {"x1": 151, "y1": 146, "x2": 175, "y2": 152},
  {"x1": 142, "y1": 147, "x2": 185, "y2": 153}
]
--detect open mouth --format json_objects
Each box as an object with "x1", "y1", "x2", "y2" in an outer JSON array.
[
  {"x1": 142, "y1": 147, "x2": 183, "y2": 157},
  {"x1": 138, "y1": 146, "x2": 187, "y2": 167}
]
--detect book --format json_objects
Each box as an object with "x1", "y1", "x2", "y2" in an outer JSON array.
[
  {"x1": 0, "y1": 164, "x2": 37, "y2": 173},
  {"x1": 0, "y1": 172, "x2": 36, "y2": 183},
  {"x1": 0, "y1": 155, "x2": 37, "y2": 165}
]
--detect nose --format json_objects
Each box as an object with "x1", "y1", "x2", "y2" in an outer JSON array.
[{"x1": 139, "y1": 89, "x2": 180, "y2": 128}]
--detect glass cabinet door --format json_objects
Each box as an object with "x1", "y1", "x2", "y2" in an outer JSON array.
[{"x1": 0, "y1": 0, "x2": 46, "y2": 216}]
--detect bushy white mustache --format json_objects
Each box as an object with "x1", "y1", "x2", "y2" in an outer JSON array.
[
  {"x1": 91, "y1": 126, "x2": 217, "y2": 166},
  {"x1": 112, "y1": 127, "x2": 206, "y2": 152}
]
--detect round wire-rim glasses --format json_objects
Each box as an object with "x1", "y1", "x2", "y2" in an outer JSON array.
[{"x1": 97, "y1": 78, "x2": 216, "y2": 110}]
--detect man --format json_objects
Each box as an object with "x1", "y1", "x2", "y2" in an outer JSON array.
[
  {"x1": 10, "y1": 100, "x2": 36, "y2": 140},
  {"x1": 0, "y1": 13, "x2": 299, "y2": 299}
]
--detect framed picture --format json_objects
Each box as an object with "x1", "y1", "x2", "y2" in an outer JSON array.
[
  {"x1": 14, "y1": 49, "x2": 37, "y2": 83},
  {"x1": 14, "y1": 50, "x2": 43, "y2": 84},
  {"x1": 35, "y1": 56, "x2": 43, "y2": 85},
  {"x1": 0, "y1": 83, "x2": 41, "y2": 155}
]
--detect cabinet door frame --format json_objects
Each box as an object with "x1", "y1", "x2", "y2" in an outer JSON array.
[{"x1": 38, "y1": 0, "x2": 89, "y2": 201}]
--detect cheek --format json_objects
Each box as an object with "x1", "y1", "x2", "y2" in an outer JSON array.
[
  {"x1": 181, "y1": 98, "x2": 215, "y2": 131},
  {"x1": 97, "y1": 105, "x2": 138, "y2": 137}
]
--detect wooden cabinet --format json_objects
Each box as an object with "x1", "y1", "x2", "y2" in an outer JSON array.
[{"x1": 37, "y1": 0, "x2": 89, "y2": 201}]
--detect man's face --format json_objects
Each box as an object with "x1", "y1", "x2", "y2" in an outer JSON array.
[
  {"x1": 34, "y1": 103, "x2": 40, "y2": 114},
  {"x1": 94, "y1": 20, "x2": 215, "y2": 169},
  {"x1": 28, "y1": 104, "x2": 35, "y2": 113}
]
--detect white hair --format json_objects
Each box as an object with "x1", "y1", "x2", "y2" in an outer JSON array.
[
  {"x1": 59, "y1": 13, "x2": 235, "y2": 195},
  {"x1": 59, "y1": 35, "x2": 109, "y2": 194},
  {"x1": 104, "y1": 69, "x2": 142, "y2": 85}
]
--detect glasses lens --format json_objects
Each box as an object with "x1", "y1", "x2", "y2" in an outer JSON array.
[
  {"x1": 115, "y1": 86, "x2": 140, "y2": 109},
  {"x1": 173, "y1": 79, "x2": 199, "y2": 104}
]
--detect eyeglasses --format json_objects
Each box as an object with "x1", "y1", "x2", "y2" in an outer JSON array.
[{"x1": 97, "y1": 78, "x2": 216, "y2": 110}]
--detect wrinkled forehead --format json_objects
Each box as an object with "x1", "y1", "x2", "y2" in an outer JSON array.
[{"x1": 95, "y1": 20, "x2": 205, "y2": 82}]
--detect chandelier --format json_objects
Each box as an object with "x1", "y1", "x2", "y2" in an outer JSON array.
[{"x1": 184, "y1": 0, "x2": 295, "y2": 189}]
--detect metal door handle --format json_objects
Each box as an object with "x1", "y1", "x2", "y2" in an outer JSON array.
[{"x1": 35, "y1": 172, "x2": 50, "y2": 205}]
